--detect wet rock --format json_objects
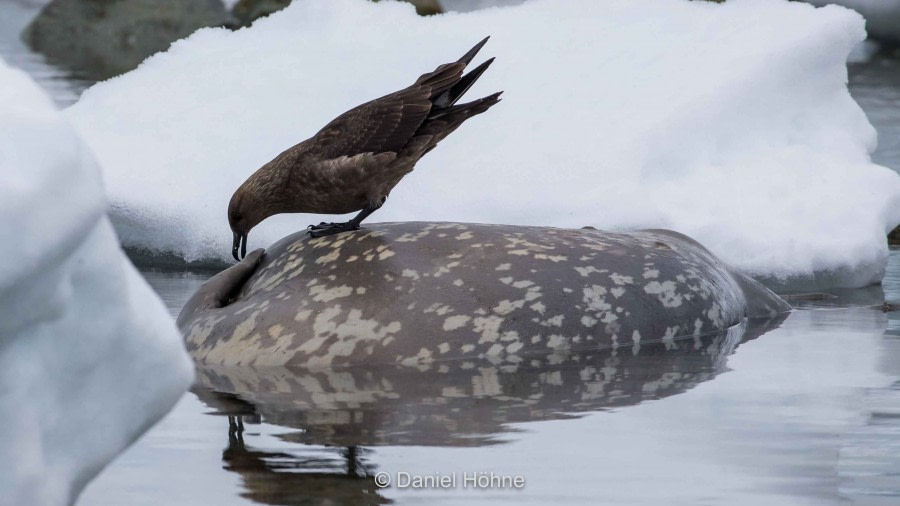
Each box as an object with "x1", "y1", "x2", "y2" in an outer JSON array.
[
  {"x1": 23, "y1": 0, "x2": 232, "y2": 81},
  {"x1": 232, "y1": 0, "x2": 443, "y2": 27},
  {"x1": 396, "y1": 0, "x2": 443, "y2": 16},
  {"x1": 890, "y1": 224, "x2": 900, "y2": 246},
  {"x1": 231, "y1": 0, "x2": 291, "y2": 27},
  {"x1": 178, "y1": 222, "x2": 790, "y2": 368}
]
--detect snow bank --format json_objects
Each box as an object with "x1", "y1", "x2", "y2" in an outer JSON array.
[
  {"x1": 806, "y1": 1, "x2": 900, "y2": 43},
  {"x1": 66, "y1": 0, "x2": 900, "y2": 288},
  {"x1": 0, "y1": 59, "x2": 193, "y2": 505}
]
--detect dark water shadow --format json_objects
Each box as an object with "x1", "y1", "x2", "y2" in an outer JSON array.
[{"x1": 189, "y1": 314, "x2": 786, "y2": 505}]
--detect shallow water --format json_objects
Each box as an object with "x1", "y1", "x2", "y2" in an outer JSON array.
[
  {"x1": 72, "y1": 252, "x2": 900, "y2": 505},
  {"x1": 0, "y1": 1, "x2": 91, "y2": 107}
]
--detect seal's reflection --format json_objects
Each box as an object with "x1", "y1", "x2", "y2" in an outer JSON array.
[
  {"x1": 220, "y1": 416, "x2": 389, "y2": 505},
  {"x1": 193, "y1": 315, "x2": 785, "y2": 505}
]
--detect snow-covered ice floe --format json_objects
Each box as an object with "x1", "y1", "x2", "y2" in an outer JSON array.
[
  {"x1": 0, "y1": 59, "x2": 193, "y2": 505},
  {"x1": 66, "y1": 0, "x2": 900, "y2": 289},
  {"x1": 806, "y1": 1, "x2": 900, "y2": 44}
]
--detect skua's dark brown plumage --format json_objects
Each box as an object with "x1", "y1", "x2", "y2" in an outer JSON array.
[{"x1": 228, "y1": 37, "x2": 501, "y2": 260}]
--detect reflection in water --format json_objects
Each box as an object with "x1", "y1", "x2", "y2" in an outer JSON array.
[
  {"x1": 781, "y1": 284, "x2": 887, "y2": 309},
  {"x1": 838, "y1": 378, "x2": 900, "y2": 503},
  {"x1": 193, "y1": 316, "x2": 785, "y2": 504},
  {"x1": 837, "y1": 257, "x2": 900, "y2": 502},
  {"x1": 850, "y1": 52, "x2": 900, "y2": 173},
  {"x1": 223, "y1": 418, "x2": 388, "y2": 506},
  {"x1": 140, "y1": 269, "x2": 214, "y2": 318}
]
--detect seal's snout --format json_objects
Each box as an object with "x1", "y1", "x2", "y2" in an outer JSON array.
[{"x1": 232, "y1": 232, "x2": 247, "y2": 261}]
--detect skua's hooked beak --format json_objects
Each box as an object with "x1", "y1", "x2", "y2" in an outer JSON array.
[{"x1": 232, "y1": 232, "x2": 247, "y2": 261}]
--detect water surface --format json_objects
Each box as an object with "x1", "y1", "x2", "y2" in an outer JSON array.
[{"x1": 850, "y1": 51, "x2": 900, "y2": 172}]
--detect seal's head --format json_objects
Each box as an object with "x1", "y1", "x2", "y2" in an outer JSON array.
[{"x1": 228, "y1": 188, "x2": 266, "y2": 261}]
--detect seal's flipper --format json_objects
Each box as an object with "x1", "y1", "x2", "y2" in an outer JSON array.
[{"x1": 176, "y1": 249, "x2": 264, "y2": 331}]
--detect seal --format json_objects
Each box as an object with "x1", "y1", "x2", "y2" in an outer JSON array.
[
  {"x1": 177, "y1": 222, "x2": 791, "y2": 368},
  {"x1": 192, "y1": 313, "x2": 786, "y2": 448}
]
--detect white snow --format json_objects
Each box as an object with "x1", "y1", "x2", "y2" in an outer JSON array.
[
  {"x1": 847, "y1": 39, "x2": 879, "y2": 64},
  {"x1": 0, "y1": 59, "x2": 193, "y2": 505},
  {"x1": 66, "y1": 0, "x2": 900, "y2": 288},
  {"x1": 806, "y1": 1, "x2": 900, "y2": 42}
]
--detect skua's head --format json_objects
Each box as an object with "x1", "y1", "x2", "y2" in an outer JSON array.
[{"x1": 228, "y1": 188, "x2": 265, "y2": 261}]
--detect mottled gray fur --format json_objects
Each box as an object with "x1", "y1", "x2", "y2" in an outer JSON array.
[{"x1": 178, "y1": 222, "x2": 790, "y2": 367}]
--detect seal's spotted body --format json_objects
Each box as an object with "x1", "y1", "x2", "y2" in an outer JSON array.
[
  {"x1": 193, "y1": 316, "x2": 787, "y2": 448},
  {"x1": 177, "y1": 222, "x2": 790, "y2": 367}
]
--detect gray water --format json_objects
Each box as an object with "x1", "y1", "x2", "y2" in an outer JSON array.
[
  {"x1": 850, "y1": 51, "x2": 900, "y2": 172},
  {"x1": 3, "y1": 1, "x2": 900, "y2": 504},
  {"x1": 0, "y1": 1, "x2": 91, "y2": 107}
]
